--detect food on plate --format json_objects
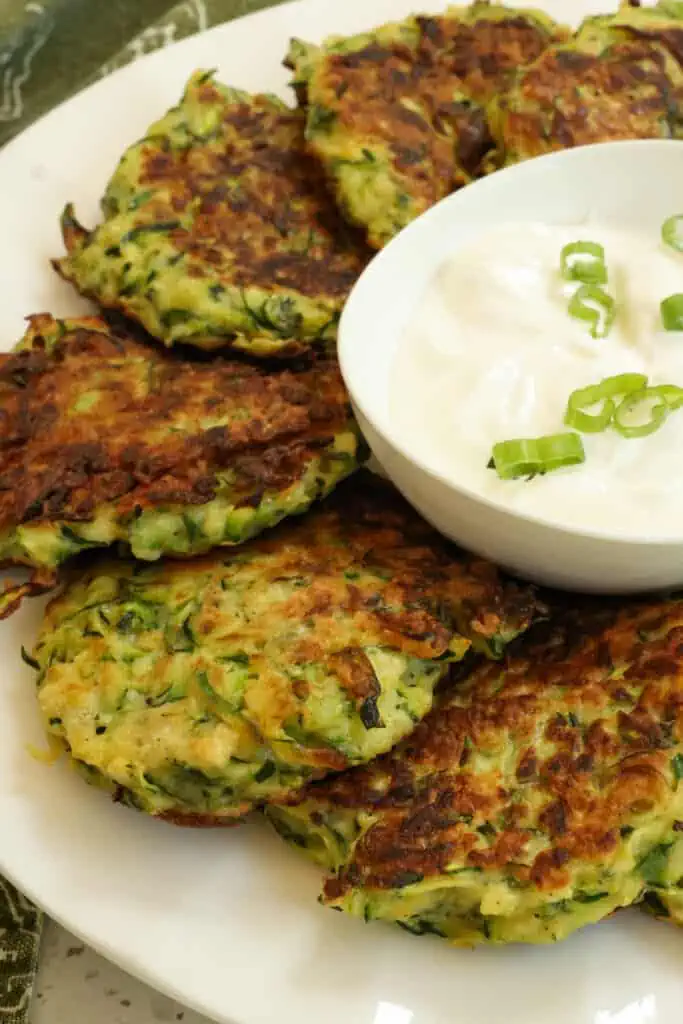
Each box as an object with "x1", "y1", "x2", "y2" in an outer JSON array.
[
  {"x1": 639, "y1": 832, "x2": 683, "y2": 926},
  {"x1": 390, "y1": 221, "x2": 683, "y2": 537},
  {"x1": 268, "y1": 594, "x2": 683, "y2": 945},
  {"x1": 29, "y1": 472, "x2": 540, "y2": 823},
  {"x1": 0, "y1": 314, "x2": 361, "y2": 616},
  {"x1": 54, "y1": 71, "x2": 369, "y2": 357},
  {"x1": 286, "y1": 3, "x2": 565, "y2": 248},
  {"x1": 490, "y1": 9, "x2": 683, "y2": 165},
  {"x1": 577, "y1": 1, "x2": 683, "y2": 64}
]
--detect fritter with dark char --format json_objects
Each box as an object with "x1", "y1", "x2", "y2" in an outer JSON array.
[
  {"x1": 268, "y1": 595, "x2": 683, "y2": 945},
  {"x1": 0, "y1": 314, "x2": 361, "y2": 615},
  {"x1": 578, "y1": 1, "x2": 683, "y2": 66},
  {"x1": 490, "y1": 5, "x2": 683, "y2": 166},
  {"x1": 287, "y1": 3, "x2": 565, "y2": 248},
  {"x1": 30, "y1": 472, "x2": 540, "y2": 824},
  {"x1": 54, "y1": 71, "x2": 369, "y2": 357}
]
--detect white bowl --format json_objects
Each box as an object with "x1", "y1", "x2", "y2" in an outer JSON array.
[{"x1": 339, "y1": 140, "x2": 683, "y2": 594}]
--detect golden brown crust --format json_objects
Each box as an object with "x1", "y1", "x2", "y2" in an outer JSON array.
[
  {"x1": 133, "y1": 81, "x2": 367, "y2": 300},
  {"x1": 496, "y1": 38, "x2": 683, "y2": 162},
  {"x1": 323, "y1": 13, "x2": 553, "y2": 185},
  {"x1": 0, "y1": 314, "x2": 353, "y2": 532},
  {"x1": 287, "y1": 595, "x2": 683, "y2": 900},
  {"x1": 295, "y1": 7, "x2": 564, "y2": 247}
]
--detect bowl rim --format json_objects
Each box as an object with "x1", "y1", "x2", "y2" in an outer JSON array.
[{"x1": 338, "y1": 138, "x2": 683, "y2": 550}]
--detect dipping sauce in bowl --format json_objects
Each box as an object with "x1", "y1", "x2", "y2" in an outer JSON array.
[
  {"x1": 391, "y1": 220, "x2": 683, "y2": 538},
  {"x1": 338, "y1": 139, "x2": 683, "y2": 592}
]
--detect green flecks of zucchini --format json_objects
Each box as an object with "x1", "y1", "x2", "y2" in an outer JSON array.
[
  {"x1": 642, "y1": 891, "x2": 671, "y2": 918},
  {"x1": 220, "y1": 652, "x2": 250, "y2": 668},
  {"x1": 181, "y1": 513, "x2": 204, "y2": 544},
  {"x1": 164, "y1": 617, "x2": 196, "y2": 654},
  {"x1": 146, "y1": 683, "x2": 186, "y2": 708},
  {"x1": 573, "y1": 891, "x2": 608, "y2": 904},
  {"x1": 197, "y1": 669, "x2": 243, "y2": 715},
  {"x1": 359, "y1": 694, "x2": 383, "y2": 730},
  {"x1": 254, "y1": 761, "x2": 277, "y2": 783},
  {"x1": 20, "y1": 646, "x2": 40, "y2": 671},
  {"x1": 671, "y1": 753, "x2": 683, "y2": 787},
  {"x1": 120, "y1": 220, "x2": 181, "y2": 244},
  {"x1": 477, "y1": 822, "x2": 496, "y2": 838},
  {"x1": 307, "y1": 104, "x2": 336, "y2": 136},
  {"x1": 127, "y1": 189, "x2": 155, "y2": 212},
  {"x1": 240, "y1": 291, "x2": 305, "y2": 338},
  {"x1": 115, "y1": 602, "x2": 159, "y2": 634},
  {"x1": 60, "y1": 526, "x2": 100, "y2": 550},
  {"x1": 639, "y1": 843, "x2": 674, "y2": 885},
  {"x1": 332, "y1": 150, "x2": 378, "y2": 172},
  {"x1": 160, "y1": 308, "x2": 194, "y2": 329},
  {"x1": 397, "y1": 918, "x2": 446, "y2": 938},
  {"x1": 269, "y1": 814, "x2": 311, "y2": 850}
]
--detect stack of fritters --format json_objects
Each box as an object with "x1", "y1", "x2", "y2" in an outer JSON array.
[
  {"x1": 491, "y1": 3, "x2": 683, "y2": 164},
  {"x1": 30, "y1": 473, "x2": 538, "y2": 824},
  {"x1": 288, "y1": 0, "x2": 683, "y2": 245},
  {"x1": 0, "y1": 314, "x2": 361, "y2": 614},
  {"x1": 268, "y1": 595, "x2": 683, "y2": 944},
  {"x1": 5, "y1": 0, "x2": 683, "y2": 954},
  {"x1": 286, "y1": 2, "x2": 566, "y2": 247}
]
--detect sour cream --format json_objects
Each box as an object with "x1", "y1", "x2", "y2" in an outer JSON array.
[{"x1": 390, "y1": 222, "x2": 683, "y2": 538}]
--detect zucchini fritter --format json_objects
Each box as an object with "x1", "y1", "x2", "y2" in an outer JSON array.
[
  {"x1": 31, "y1": 473, "x2": 540, "y2": 823},
  {"x1": 578, "y1": 1, "x2": 683, "y2": 65},
  {"x1": 0, "y1": 314, "x2": 360, "y2": 615},
  {"x1": 54, "y1": 71, "x2": 368, "y2": 357},
  {"x1": 268, "y1": 595, "x2": 683, "y2": 946},
  {"x1": 491, "y1": 6, "x2": 683, "y2": 165},
  {"x1": 287, "y1": 3, "x2": 565, "y2": 248}
]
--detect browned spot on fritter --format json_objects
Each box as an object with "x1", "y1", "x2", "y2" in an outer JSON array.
[
  {"x1": 498, "y1": 38, "x2": 683, "y2": 161},
  {"x1": 132, "y1": 83, "x2": 367, "y2": 298},
  {"x1": 315, "y1": 12, "x2": 558, "y2": 210},
  {"x1": 280, "y1": 594, "x2": 683, "y2": 900},
  {"x1": 0, "y1": 314, "x2": 352, "y2": 535}
]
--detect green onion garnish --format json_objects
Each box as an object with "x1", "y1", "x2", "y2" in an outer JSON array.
[
  {"x1": 568, "y1": 284, "x2": 616, "y2": 339},
  {"x1": 564, "y1": 373, "x2": 648, "y2": 433},
  {"x1": 490, "y1": 432, "x2": 585, "y2": 480},
  {"x1": 662, "y1": 215, "x2": 683, "y2": 253},
  {"x1": 649, "y1": 383, "x2": 683, "y2": 410},
  {"x1": 661, "y1": 293, "x2": 683, "y2": 331},
  {"x1": 613, "y1": 388, "x2": 670, "y2": 439},
  {"x1": 560, "y1": 241, "x2": 608, "y2": 285}
]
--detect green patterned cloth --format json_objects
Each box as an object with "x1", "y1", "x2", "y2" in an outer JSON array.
[
  {"x1": 0, "y1": 2, "x2": 285, "y2": 1017},
  {"x1": 0, "y1": 0, "x2": 286, "y2": 148}
]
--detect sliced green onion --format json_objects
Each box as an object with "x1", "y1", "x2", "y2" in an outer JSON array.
[
  {"x1": 613, "y1": 388, "x2": 670, "y2": 439},
  {"x1": 662, "y1": 214, "x2": 683, "y2": 253},
  {"x1": 661, "y1": 293, "x2": 683, "y2": 331},
  {"x1": 564, "y1": 373, "x2": 648, "y2": 433},
  {"x1": 568, "y1": 284, "x2": 616, "y2": 339},
  {"x1": 490, "y1": 432, "x2": 585, "y2": 480},
  {"x1": 649, "y1": 383, "x2": 683, "y2": 410},
  {"x1": 560, "y1": 241, "x2": 607, "y2": 285}
]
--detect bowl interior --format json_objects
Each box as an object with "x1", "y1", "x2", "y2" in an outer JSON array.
[{"x1": 339, "y1": 139, "x2": 683, "y2": 489}]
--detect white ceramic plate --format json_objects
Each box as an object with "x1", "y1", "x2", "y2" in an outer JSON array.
[{"x1": 1, "y1": 3, "x2": 681, "y2": 1023}]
